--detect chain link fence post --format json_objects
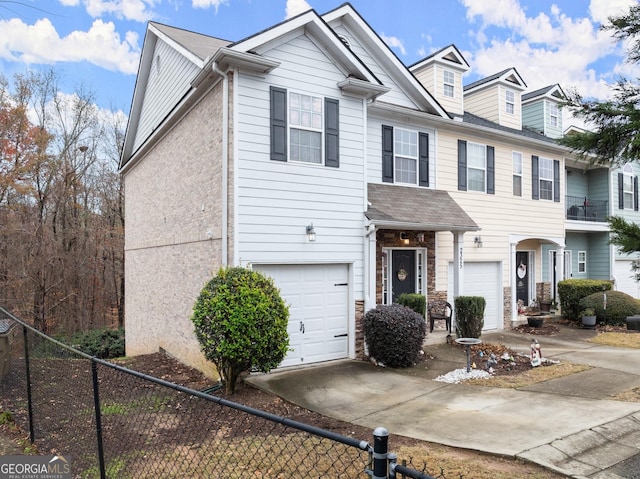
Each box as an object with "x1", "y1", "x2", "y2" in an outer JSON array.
[
  {"x1": 373, "y1": 426, "x2": 389, "y2": 479},
  {"x1": 22, "y1": 325, "x2": 34, "y2": 444},
  {"x1": 91, "y1": 360, "x2": 106, "y2": 479}
]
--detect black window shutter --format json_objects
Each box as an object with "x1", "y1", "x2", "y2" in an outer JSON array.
[
  {"x1": 457, "y1": 140, "x2": 467, "y2": 191},
  {"x1": 635, "y1": 176, "x2": 639, "y2": 211},
  {"x1": 325, "y1": 98, "x2": 339, "y2": 168},
  {"x1": 532, "y1": 156, "x2": 539, "y2": 200},
  {"x1": 553, "y1": 159, "x2": 560, "y2": 202},
  {"x1": 418, "y1": 132, "x2": 429, "y2": 187},
  {"x1": 382, "y1": 125, "x2": 394, "y2": 183},
  {"x1": 486, "y1": 146, "x2": 495, "y2": 194},
  {"x1": 618, "y1": 173, "x2": 624, "y2": 209},
  {"x1": 270, "y1": 87, "x2": 287, "y2": 162}
]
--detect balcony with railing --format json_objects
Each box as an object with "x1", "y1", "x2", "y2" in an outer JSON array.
[{"x1": 566, "y1": 195, "x2": 608, "y2": 222}]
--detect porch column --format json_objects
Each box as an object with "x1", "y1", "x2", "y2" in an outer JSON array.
[
  {"x1": 510, "y1": 241, "x2": 518, "y2": 323},
  {"x1": 556, "y1": 245, "x2": 565, "y2": 301},
  {"x1": 452, "y1": 232, "x2": 465, "y2": 332},
  {"x1": 364, "y1": 226, "x2": 377, "y2": 312}
]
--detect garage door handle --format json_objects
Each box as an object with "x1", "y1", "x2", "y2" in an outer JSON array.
[
  {"x1": 334, "y1": 333, "x2": 347, "y2": 338},
  {"x1": 334, "y1": 283, "x2": 348, "y2": 286}
]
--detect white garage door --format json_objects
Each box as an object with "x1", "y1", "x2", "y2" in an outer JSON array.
[
  {"x1": 615, "y1": 260, "x2": 640, "y2": 299},
  {"x1": 254, "y1": 264, "x2": 349, "y2": 368},
  {"x1": 448, "y1": 261, "x2": 502, "y2": 330}
]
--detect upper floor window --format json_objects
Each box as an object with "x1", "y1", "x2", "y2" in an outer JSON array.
[
  {"x1": 270, "y1": 86, "x2": 339, "y2": 167},
  {"x1": 443, "y1": 70, "x2": 455, "y2": 98},
  {"x1": 457, "y1": 140, "x2": 495, "y2": 194},
  {"x1": 548, "y1": 102, "x2": 559, "y2": 127},
  {"x1": 513, "y1": 151, "x2": 522, "y2": 196},
  {"x1": 467, "y1": 142, "x2": 487, "y2": 192},
  {"x1": 382, "y1": 125, "x2": 429, "y2": 187},
  {"x1": 538, "y1": 157, "x2": 554, "y2": 200},
  {"x1": 289, "y1": 93, "x2": 322, "y2": 164},
  {"x1": 505, "y1": 89, "x2": 515, "y2": 114}
]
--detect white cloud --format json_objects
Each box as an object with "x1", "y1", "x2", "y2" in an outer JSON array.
[
  {"x1": 285, "y1": 0, "x2": 312, "y2": 19},
  {"x1": 589, "y1": 0, "x2": 636, "y2": 24},
  {"x1": 79, "y1": 0, "x2": 157, "y2": 22},
  {"x1": 460, "y1": 0, "x2": 634, "y2": 100},
  {"x1": 58, "y1": 0, "x2": 81, "y2": 6},
  {"x1": 0, "y1": 18, "x2": 140, "y2": 74},
  {"x1": 192, "y1": 0, "x2": 228, "y2": 12},
  {"x1": 381, "y1": 34, "x2": 407, "y2": 56}
]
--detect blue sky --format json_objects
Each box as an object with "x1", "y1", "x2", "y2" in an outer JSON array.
[{"x1": 1, "y1": 0, "x2": 638, "y2": 119}]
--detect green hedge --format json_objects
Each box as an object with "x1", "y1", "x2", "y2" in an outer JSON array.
[
  {"x1": 580, "y1": 291, "x2": 640, "y2": 326},
  {"x1": 454, "y1": 296, "x2": 485, "y2": 339},
  {"x1": 397, "y1": 293, "x2": 426, "y2": 317},
  {"x1": 558, "y1": 279, "x2": 613, "y2": 321},
  {"x1": 70, "y1": 328, "x2": 125, "y2": 359}
]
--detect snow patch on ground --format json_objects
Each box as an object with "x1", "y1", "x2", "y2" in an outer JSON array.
[{"x1": 434, "y1": 368, "x2": 492, "y2": 384}]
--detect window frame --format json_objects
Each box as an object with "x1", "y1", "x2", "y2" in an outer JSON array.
[
  {"x1": 623, "y1": 163, "x2": 635, "y2": 209},
  {"x1": 538, "y1": 156, "x2": 554, "y2": 201},
  {"x1": 443, "y1": 69, "x2": 455, "y2": 98},
  {"x1": 548, "y1": 102, "x2": 559, "y2": 127},
  {"x1": 505, "y1": 89, "x2": 515, "y2": 115},
  {"x1": 288, "y1": 91, "x2": 323, "y2": 165},
  {"x1": 578, "y1": 250, "x2": 587, "y2": 274},
  {"x1": 512, "y1": 151, "x2": 522, "y2": 197},
  {"x1": 467, "y1": 141, "x2": 487, "y2": 192}
]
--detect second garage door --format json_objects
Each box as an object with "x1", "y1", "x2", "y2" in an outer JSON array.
[
  {"x1": 448, "y1": 261, "x2": 502, "y2": 330},
  {"x1": 254, "y1": 264, "x2": 349, "y2": 368},
  {"x1": 615, "y1": 260, "x2": 640, "y2": 299}
]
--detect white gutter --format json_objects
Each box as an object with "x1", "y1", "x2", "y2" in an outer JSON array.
[{"x1": 212, "y1": 63, "x2": 229, "y2": 266}]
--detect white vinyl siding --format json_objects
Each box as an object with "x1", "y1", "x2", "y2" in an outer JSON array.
[
  {"x1": 236, "y1": 33, "x2": 365, "y2": 289},
  {"x1": 134, "y1": 39, "x2": 200, "y2": 151}
]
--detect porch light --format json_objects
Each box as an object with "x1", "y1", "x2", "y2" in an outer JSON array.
[
  {"x1": 306, "y1": 223, "x2": 316, "y2": 242},
  {"x1": 474, "y1": 235, "x2": 483, "y2": 248},
  {"x1": 400, "y1": 232, "x2": 410, "y2": 245}
]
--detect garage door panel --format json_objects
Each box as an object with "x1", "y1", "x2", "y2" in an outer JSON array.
[
  {"x1": 255, "y1": 264, "x2": 349, "y2": 367},
  {"x1": 449, "y1": 262, "x2": 501, "y2": 331},
  {"x1": 615, "y1": 260, "x2": 639, "y2": 298}
]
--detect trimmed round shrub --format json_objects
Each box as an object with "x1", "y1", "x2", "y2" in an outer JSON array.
[
  {"x1": 192, "y1": 266, "x2": 290, "y2": 393},
  {"x1": 558, "y1": 279, "x2": 613, "y2": 321},
  {"x1": 397, "y1": 293, "x2": 426, "y2": 317},
  {"x1": 364, "y1": 304, "x2": 426, "y2": 368},
  {"x1": 579, "y1": 290, "x2": 640, "y2": 326},
  {"x1": 454, "y1": 296, "x2": 485, "y2": 339}
]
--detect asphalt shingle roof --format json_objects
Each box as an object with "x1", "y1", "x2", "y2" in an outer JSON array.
[{"x1": 366, "y1": 183, "x2": 479, "y2": 231}]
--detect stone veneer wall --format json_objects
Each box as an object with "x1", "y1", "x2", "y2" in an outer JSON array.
[
  {"x1": 503, "y1": 286, "x2": 513, "y2": 329},
  {"x1": 355, "y1": 300, "x2": 365, "y2": 359}
]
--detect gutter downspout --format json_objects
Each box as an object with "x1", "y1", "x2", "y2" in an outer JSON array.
[{"x1": 212, "y1": 63, "x2": 229, "y2": 266}]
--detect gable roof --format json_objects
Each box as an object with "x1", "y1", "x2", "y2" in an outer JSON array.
[
  {"x1": 322, "y1": 3, "x2": 450, "y2": 118},
  {"x1": 409, "y1": 44, "x2": 470, "y2": 72},
  {"x1": 151, "y1": 22, "x2": 230, "y2": 63},
  {"x1": 464, "y1": 67, "x2": 527, "y2": 93},
  {"x1": 367, "y1": 184, "x2": 479, "y2": 232},
  {"x1": 522, "y1": 84, "x2": 566, "y2": 103}
]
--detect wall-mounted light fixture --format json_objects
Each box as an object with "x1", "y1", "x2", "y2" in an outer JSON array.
[
  {"x1": 474, "y1": 235, "x2": 483, "y2": 248},
  {"x1": 400, "y1": 232, "x2": 410, "y2": 245},
  {"x1": 306, "y1": 223, "x2": 316, "y2": 242}
]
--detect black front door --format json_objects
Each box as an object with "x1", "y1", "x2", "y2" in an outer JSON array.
[
  {"x1": 515, "y1": 251, "x2": 529, "y2": 306},
  {"x1": 392, "y1": 250, "x2": 416, "y2": 303}
]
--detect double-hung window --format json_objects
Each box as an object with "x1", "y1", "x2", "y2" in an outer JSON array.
[
  {"x1": 505, "y1": 89, "x2": 515, "y2": 114},
  {"x1": 512, "y1": 151, "x2": 522, "y2": 196},
  {"x1": 443, "y1": 70, "x2": 455, "y2": 98},
  {"x1": 270, "y1": 86, "x2": 339, "y2": 167},
  {"x1": 548, "y1": 102, "x2": 558, "y2": 127},
  {"x1": 578, "y1": 251, "x2": 587, "y2": 274},
  {"x1": 538, "y1": 157, "x2": 554, "y2": 200},
  {"x1": 394, "y1": 128, "x2": 418, "y2": 184},
  {"x1": 289, "y1": 93, "x2": 322, "y2": 164},
  {"x1": 467, "y1": 142, "x2": 487, "y2": 192},
  {"x1": 623, "y1": 164, "x2": 634, "y2": 208}
]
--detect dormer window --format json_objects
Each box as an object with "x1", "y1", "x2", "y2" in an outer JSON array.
[
  {"x1": 505, "y1": 89, "x2": 515, "y2": 114},
  {"x1": 548, "y1": 102, "x2": 558, "y2": 127},
  {"x1": 443, "y1": 70, "x2": 455, "y2": 98}
]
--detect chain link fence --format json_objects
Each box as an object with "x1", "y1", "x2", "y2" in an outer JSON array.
[{"x1": 0, "y1": 306, "x2": 455, "y2": 478}]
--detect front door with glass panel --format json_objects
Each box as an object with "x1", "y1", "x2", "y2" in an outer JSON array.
[
  {"x1": 515, "y1": 251, "x2": 529, "y2": 306},
  {"x1": 392, "y1": 250, "x2": 416, "y2": 303}
]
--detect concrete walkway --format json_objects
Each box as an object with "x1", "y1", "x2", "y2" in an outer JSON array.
[{"x1": 247, "y1": 326, "x2": 640, "y2": 478}]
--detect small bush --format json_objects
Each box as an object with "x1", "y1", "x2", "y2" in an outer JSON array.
[
  {"x1": 454, "y1": 296, "x2": 485, "y2": 338},
  {"x1": 580, "y1": 291, "x2": 640, "y2": 326},
  {"x1": 397, "y1": 293, "x2": 426, "y2": 317},
  {"x1": 364, "y1": 304, "x2": 426, "y2": 368},
  {"x1": 71, "y1": 328, "x2": 125, "y2": 359},
  {"x1": 558, "y1": 279, "x2": 613, "y2": 321},
  {"x1": 192, "y1": 266, "x2": 289, "y2": 394}
]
